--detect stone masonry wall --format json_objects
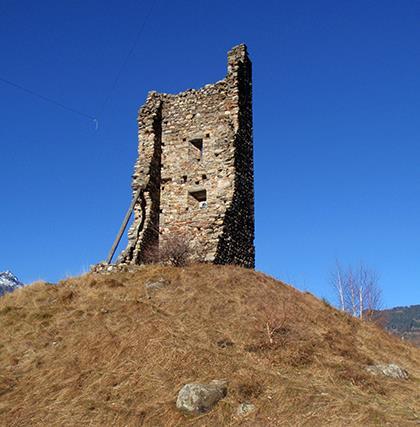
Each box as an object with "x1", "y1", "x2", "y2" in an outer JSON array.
[{"x1": 119, "y1": 44, "x2": 254, "y2": 268}]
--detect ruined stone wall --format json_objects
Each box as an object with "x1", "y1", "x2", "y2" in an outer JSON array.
[{"x1": 119, "y1": 44, "x2": 254, "y2": 268}]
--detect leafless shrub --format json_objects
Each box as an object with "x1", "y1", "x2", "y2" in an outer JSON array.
[
  {"x1": 159, "y1": 234, "x2": 193, "y2": 266},
  {"x1": 261, "y1": 299, "x2": 290, "y2": 346},
  {"x1": 143, "y1": 232, "x2": 194, "y2": 267}
]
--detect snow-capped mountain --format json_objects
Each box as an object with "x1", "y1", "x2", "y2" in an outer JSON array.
[{"x1": 0, "y1": 271, "x2": 24, "y2": 296}]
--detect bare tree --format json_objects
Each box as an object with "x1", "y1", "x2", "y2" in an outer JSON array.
[
  {"x1": 332, "y1": 261, "x2": 345, "y2": 311},
  {"x1": 330, "y1": 262, "x2": 382, "y2": 319}
]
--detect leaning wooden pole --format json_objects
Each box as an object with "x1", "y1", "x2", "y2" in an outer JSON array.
[{"x1": 106, "y1": 186, "x2": 143, "y2": 264}]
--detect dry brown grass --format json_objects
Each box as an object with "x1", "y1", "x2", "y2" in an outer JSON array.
[{"x1": 0, "y1": 264, "x2": 419, "y2": 426}]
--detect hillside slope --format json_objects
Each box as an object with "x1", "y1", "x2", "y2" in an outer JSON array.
[{"x1": 0, "y1": 265, "x2": 419, "y2": 426}]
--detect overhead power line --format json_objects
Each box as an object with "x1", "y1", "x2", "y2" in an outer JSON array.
[
  {"x1": 0, "y1": 0, "x2": 157, "y2": 128},
  {"x1": 97, "y1": 0, "x2": 158, "y2": 117},
  {"x1": 0, "y1": 76, "x2": 98, "y2": 128}
]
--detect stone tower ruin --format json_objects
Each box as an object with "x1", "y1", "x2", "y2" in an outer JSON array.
[{"x1": 118, "y1": 44, "x2": 254, "y2": 268}]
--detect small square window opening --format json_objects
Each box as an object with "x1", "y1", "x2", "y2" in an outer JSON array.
[
  {"x1": 188, "y1": 189, "x2": 207, "y2": 209},
  {"x1": 189, "y1": 138, "x2": 203, "y2": 161}
]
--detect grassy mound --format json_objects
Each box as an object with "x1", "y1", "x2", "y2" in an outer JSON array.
[{"x1": 0, "y1": 264, "x2": 419, "y2": 426}]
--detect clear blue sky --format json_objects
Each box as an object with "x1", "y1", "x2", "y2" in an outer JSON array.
[{"x1": 1, "y1": 0, "x2": 419, "y2": 308}]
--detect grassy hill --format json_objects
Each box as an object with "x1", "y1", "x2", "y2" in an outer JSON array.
[{"x1": 0, "y1": 264, "x2": 419, "y2": 426}]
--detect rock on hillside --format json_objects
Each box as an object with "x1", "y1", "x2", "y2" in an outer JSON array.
[
  {"x1": 0, "y1": 264, "x2": 419, "y2": 426},
  {"x1": 0, "y1": 271, "x2": 23, "y2": 296}
]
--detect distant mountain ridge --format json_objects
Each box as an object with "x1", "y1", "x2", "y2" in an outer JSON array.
[
  {"x1": 375, "y1": 304, "x2": 420, "y2": 347},
  {"x1": 0, "y1": 271, "x2": 24, "y2": 296}
]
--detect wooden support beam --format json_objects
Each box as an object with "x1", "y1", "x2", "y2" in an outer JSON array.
[{"x1": 106, "y1": 186, "x2": 143, "y2": 264}]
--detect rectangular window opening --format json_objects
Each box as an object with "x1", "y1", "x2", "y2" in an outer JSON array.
[
  {"x1": 188, "y1": 189, "x2": 207, "y2": 209},
  {"x1": 189, "y1": 138, "x2": 203, "y2": 161}
]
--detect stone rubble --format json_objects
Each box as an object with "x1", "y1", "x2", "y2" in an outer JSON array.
[{"x1": 90, "y1": 262, "x2": 145, "y2": 274}]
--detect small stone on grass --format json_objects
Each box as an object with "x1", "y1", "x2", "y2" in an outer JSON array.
[
  {"x1": 366, "y1": 363, "x2": 409, "y2": 380},
  {"x1": 176, "y1": 379, "x2": 228, "y2": 414},
  {"x1": 237, "y1": 402, "x2": 256, "y2": 417}
]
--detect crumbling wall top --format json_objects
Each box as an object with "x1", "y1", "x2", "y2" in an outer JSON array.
[
  {"x1": 227, "y1": 44, "x2": 250, "y2": 74},
  {"x1": 141, "y1": 44, "x2": 250, "y2": 108}
]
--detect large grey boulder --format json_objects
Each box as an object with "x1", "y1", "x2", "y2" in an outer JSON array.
[
  {"x1": 366, "y1": 363, "x2": 409, "y2": 380},
  {"x1": 176, "y1": 380, "x2": 228, "y2": 414}
]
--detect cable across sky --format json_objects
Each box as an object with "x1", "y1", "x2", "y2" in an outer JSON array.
[
  {"x1": 0, "y1": 1, "x2": 158, "y2": 130},
  {"x1": 0, "y1": 76, "x2": 97, "y2": 126}
]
